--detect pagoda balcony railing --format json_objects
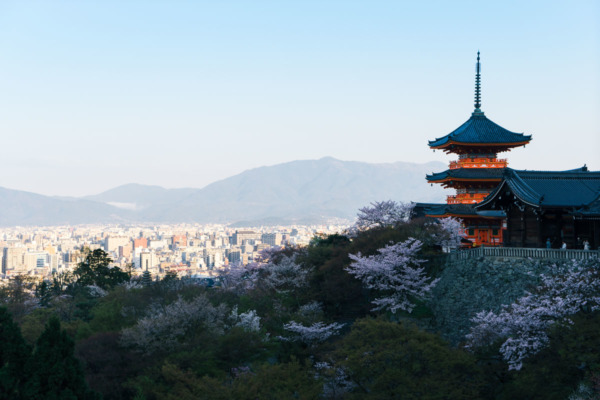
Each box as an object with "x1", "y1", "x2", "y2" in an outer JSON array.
[
  {"x1": 448, "y1": 247, "x2": 600, "y2": 262},
  {"x1": 447, "y1": 193, "x2": 489, "y2": 204},
  {"x1": 449, "y1": 158, "x2": 508, "y2": 170}
]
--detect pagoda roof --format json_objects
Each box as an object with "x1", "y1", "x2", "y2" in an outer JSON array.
[
  {"x1": 412, "y1": 202, "x2": 505, "y2": 219},
  {"x1": 428, "y1": 113, "x2": 531, "y2": 150},
  {"x1": 426, "y1": 167, "x2": 505, "y2": 183},
  {"x1": 477, "y1": 166, "x2": 600, "y2": 210}
]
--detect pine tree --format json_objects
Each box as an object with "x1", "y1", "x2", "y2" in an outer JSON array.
[
  {"x1": 23, "y1": 317, "x2": 99, "y2": 400},
  {"x1": 0, "y1": 307, "x2": 31, "y2": 399},
  {"x1": 74, "y1": 248, "x2": 130, "y2": 290}
]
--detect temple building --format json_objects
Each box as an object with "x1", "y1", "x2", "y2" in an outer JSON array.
[
  {"x1": 414, "y1": 52, "x2": 600, "y2": 249},
  {"x1": 476, "y1": 167, "x2": 600, "y2": 249},
  {"x1": 414, "y1": 52, "x2": 531, "y2": 246}
]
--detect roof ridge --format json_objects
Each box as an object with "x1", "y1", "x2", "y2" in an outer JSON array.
[{"x1": 505, "y1": 169, "x2": 543, "y2": 205}]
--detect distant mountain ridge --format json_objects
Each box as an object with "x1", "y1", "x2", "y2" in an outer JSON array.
[
  {"x1": 0, "y1": 158, "x2": 446, "y2": 226},
  {"x1": 84, "y1": 184, "x2": 198, "y2": 210}
]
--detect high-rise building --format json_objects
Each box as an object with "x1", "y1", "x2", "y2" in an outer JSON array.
[
  {"x1": 171, "y1": 235, "x2": 187, "y2": 249},
  {"x1": 231, "y1": 230, "x2": 259, "y2": 245},
  {"x1": 105, "y1": 236, "x2": 130, "y2": 253},
  {"x1": 24, "y1": 252, "x2": 48, "y2": 270},
  {"x1": 140, "y1": 251, "x2": 159, "y2": 272},
  {"x1": 227, "y1": 249, "x2": 241, "y2": 264},
  {"x1": 133, "y1": 238, "x2": 148, "y2": 249},
  {"x1": 2, "y1": 247, "x2": 26, "y2": 273},
  {"x1": 261, "y1": 233, "x2": 282, "y2": 246}
]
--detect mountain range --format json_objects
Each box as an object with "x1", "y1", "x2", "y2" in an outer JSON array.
[{"x1": 0, "y1": 157, "x2": 446, "y2": 226}]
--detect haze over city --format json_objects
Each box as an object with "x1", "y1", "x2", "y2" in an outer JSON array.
[{"x1": 0, "y1": 1, "x2": 598, "y2": 197}]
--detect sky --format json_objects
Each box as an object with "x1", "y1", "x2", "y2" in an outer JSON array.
[{"x1": 0, "y1": 0, "x2": 598, "y2": 196}]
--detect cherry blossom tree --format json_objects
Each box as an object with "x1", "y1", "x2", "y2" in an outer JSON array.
[
  {"x1": 120, "y1": 294, "x2": 227, "y2": 354},
  {"x1": 296, "y1": 301, "x2": 324, "y2": 321},
  {"x1": 466, "y1": 261, "x2": 600, "y2": 370},
  {"x1": 229, "y1": 306, "x2": 261, "y2": 333},
  {"x1": 353, "y1": 200, "x2": 413, "y2": 232},
  {"x1": 280, "y1": 321, "x2": 344, "y2": 344},
  {"x1": 314, "y1": 361, "x2": 356, "y2": 398},
  {"x1": 257, "y1": 255, "x2": 311, "y2": 294},
  {"x1": 218, "y1": 263, "x2": 259, "y2": 294},
  {"x1": 435, "y1": 217, "x2": 465, "y2": 251},
  {"x1": 85, "y1": 285, "x2": 108, "y2": 298},
  {"x1": 346, "y1": 238, "x2": 439, "y2": 313},
  {"x1": 254, "y1": 246, "x2": 283, "y2": 263},
  {"x1": 218, "y1": 247, "x2": 296, "y2": 294}
]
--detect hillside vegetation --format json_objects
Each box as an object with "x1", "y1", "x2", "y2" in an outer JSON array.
[{"x1": 1, "y1": 203, "x2": 599, "y2": 399}]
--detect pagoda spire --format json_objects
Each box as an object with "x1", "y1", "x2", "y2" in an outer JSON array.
[{"x1": 473, "y1": 51, "x2": 483, "y2": 115}]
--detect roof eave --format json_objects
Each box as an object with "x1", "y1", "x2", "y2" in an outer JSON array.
[{"x1": 429, "y1": 139, "x2": 531, "y2": 150}]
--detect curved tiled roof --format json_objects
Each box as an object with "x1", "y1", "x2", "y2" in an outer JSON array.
[
  {"x1": 426, "y1": 168, "x2": 505, "y2": 182},
  {"x1": 573, "y1": 196, "x2": 600, "y2": 218},
  {"x1": 428, "y1": 113, "x2": 531, "y2": 149},
  {"x1": 412, "y1": 202, "x2": 505, "y2": 218},
  {"x1": 477, "y1": 167, "x2": 600, "y2": 209}
]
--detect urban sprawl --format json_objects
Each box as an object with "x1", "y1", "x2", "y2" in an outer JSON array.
[{"x1": 0, "y1": 224, "x2": 348, "y2": 281}]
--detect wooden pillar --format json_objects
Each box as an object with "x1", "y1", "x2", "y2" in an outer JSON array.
[
  {"x1": 521, "y1": 209, "x2": 527, "y2": 247},
  {"x1": 505, "y1": 210, "x2": 511, "y2": 247},
  {"x1": 558, "y1": 211, "x2": 564, "y2": 247},
  {"x1": 537, "y1": 213, "x2": 544, "y2": 248},
  {"x1": 572, "y1": 218, "x2": 580, "y2": 250}
]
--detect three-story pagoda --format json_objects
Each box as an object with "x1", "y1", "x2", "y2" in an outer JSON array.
[{"x1": 423, "y1": 52, "x2": 531, "y2": 246}]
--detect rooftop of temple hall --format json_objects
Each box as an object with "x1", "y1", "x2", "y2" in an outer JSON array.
[{"x1": 477, "y1": 166, "x2": 600, "y2": 210}]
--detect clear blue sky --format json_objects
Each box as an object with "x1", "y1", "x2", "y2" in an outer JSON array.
[{"x1": 0, "y1": 1, "x2": 598, "y2": 196}]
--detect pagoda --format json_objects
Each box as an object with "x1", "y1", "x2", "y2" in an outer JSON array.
[{"x1": 422, "y1": 52, "x2": 532, "y2": 246}]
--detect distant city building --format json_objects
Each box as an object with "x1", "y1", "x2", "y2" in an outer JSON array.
[
  {"x1": 261, "y1": 233, "x2": 282, "y2": 246},
  {"x1": 24, "y1": 251, "x2": 48, "y2": 270},
  {"x1": 227, "y1": 249, "x2": 241, "y2": 264},
  {"x1": 255, "y1": 243, "x2": 270, "y2": 252},
  {"x1": 231, "y1": 230, "x2": 259, "y2": 245},
  {"x1": 119, "y1": 244, "x2": 133, "y2": 259},
  {"x1": 140, "y1": 251, "x2": 159, "y2": 271},
  {"x1": 171, "y1": 235, "x2": 187, "y2": 249},
  {"x1": 133, "y1": 238, "x2": 148, "y2": 249},
  {"x1": 2, "y1": 247, "x2": 26, "y2": 273},
  {"x1": 149, "y1": 239, "x2": 168, "y2": 250},
  {"x1": 105, "y1": 236, "x2": 130, "y2": 253},
  {"x1": 0, "y1": 222, "x2": 348, "y2": 282}
]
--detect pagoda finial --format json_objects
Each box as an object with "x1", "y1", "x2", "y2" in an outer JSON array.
[{"x1": 473, "y1": 51, "x2": 483, "y2": 115}]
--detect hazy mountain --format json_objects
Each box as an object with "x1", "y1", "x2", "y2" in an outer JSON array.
[
  {"x1": 0, "y1": 187, "x2": 128, "y2": 226},
  {"x1": 84, "y1": 184, "x2": 197, "y2": 210},
  {"x1": 0, "y1": 158, "x2": 447, "y2": 226},
  {"x1": 139, "y1": 157, "x2": 447, "y2": 223}
]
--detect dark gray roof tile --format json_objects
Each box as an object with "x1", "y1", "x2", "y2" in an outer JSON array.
[{"x1": 429, "y1": 114, "x2": 531, "y2": 148}]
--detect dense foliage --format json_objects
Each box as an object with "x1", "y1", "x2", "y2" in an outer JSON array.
[{"x1": 1, "y1": 210, "x2": 599, "y2": 399}]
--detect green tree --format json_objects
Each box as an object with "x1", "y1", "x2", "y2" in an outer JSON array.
[
  {"x1": 143, "y1": 359, "x2": 321, "y2": 400},
  {"x1": 75, "y1": 332, "x2": 141, "y2": 400},
  {"x1": 329, "y1": 318, "x2": 483, "y2": 399},
  {"x1": 23, "y1": 317, "x2": 100, "y2": 400},
  {"x1": 0, "y1": 307, "x2": 31, "y2": 399},
  {"x1": 35, "y1": 280, "x2": 52, "y2": 307},
  {"x1": 74, "y1": 248, "x2": 130, "y2": 290},
  {"x1": 493, "y1": 311, "x2": 600, "y2": 400},
  {"x1": 0, "y1": 275, "x2": 39, "y2": 323}
]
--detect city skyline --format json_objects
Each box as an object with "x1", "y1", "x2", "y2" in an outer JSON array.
[{"x1": 1, "y1": 1, "x2": 598, "y2": 196}]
